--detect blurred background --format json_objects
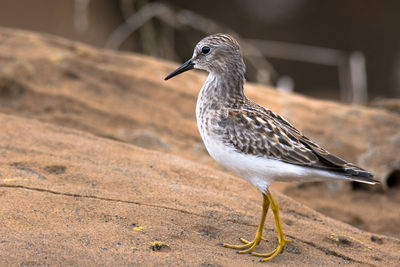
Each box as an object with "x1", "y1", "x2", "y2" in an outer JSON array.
[{"x1": 1, "y1": 0, "x2": 400, "y2": 105}]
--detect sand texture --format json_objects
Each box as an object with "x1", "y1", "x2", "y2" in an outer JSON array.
[{"x1": 0, "y1": 27, "x2": 399, "y2": 265}]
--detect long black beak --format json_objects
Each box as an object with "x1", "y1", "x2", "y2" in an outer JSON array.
[{"x1": 164, "y1": 58, "x2": 194, "y2": 80}]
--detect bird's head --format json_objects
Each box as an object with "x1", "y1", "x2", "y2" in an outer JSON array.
[{"x1": 165, "y1": 33, "x2": 245, "y2": 80}]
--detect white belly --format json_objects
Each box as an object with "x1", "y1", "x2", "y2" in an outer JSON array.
[{"x1": 199, "y1": 129, "x2": 345, "y2": 192}]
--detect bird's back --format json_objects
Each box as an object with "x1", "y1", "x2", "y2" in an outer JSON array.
[{"x1": 217, "y1": 99, "x2": 377, "y2": 184}]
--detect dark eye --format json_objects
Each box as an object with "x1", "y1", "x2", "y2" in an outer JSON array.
[{"x1": 201, "y1": 46, "x2": 211, "y2": 54}]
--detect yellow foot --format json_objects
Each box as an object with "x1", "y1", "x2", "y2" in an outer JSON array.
[
  {"x1": 252, "y1": 238, "x2": 291, "y2": 262},
  {"x1": 218, "y1": 236, "x2": 266, "y2": 253},
  {"x1": 239, "y1": 236, "x2": 267, "y2": 244},
  {"x1": 219, "y1": 191, "x2": 289, "y2": 261}
]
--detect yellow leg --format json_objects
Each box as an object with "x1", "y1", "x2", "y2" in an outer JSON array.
[
  {"x1": 218, "y1": 193, "x2": 270, "y2": 253},
  {"x1": 252, "y1": 190, "x2": 290, "y2": 261}
]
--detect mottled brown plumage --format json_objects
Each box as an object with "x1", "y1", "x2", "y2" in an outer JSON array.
[
  {"x1": 184, "y1": 34, "x2": 376, "y2": 184},
  {"x1": 219, "y1": 101, "x2": 375, "y2": 181},
  {"x1": 164, "y1": 33, "x2": 378, "y2": 261}
]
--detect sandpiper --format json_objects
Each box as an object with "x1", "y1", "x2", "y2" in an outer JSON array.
[{"x1": 165, "y1": 33, "x2": 378, "y2": 261}]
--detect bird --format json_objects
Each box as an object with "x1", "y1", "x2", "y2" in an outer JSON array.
[{"x1": 164, "y1": 33, "x2": 378, "y2": 262}]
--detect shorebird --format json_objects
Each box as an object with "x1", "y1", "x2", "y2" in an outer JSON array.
[{"x1": 164, "y1": 33, "x2": 378, "y2": 261}]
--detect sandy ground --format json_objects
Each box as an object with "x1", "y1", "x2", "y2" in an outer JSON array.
[
  {"x1": 0, "y1": 27, "x2": 399, "y2": 265},
  {"x1": 1, "y1": 113, "x2": 399, "y2": 266}
]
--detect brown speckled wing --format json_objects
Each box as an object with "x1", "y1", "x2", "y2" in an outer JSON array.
[{"x1": 219, "y1": 102, "x2": 375, "y2": 181}]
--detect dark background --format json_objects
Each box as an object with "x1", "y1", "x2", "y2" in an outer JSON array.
[{"x1": 1, "y1": 0, "x2": 399, "y2": 102}]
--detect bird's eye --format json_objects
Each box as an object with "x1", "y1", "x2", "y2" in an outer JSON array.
[{"x1": 201, "y1": 46, "x2": 211, "y2": 54}]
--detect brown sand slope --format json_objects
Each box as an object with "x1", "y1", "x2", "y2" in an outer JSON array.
[
  {"x1": 0, "y1": 29, "x2": 400, "y2": 241},
  {"x1": 1, "y1": 113, "x2": 399, "y2": 266},
  {"x1": 0, "y1": 27, "x2": 398, "y2": 185},
  {"x1": 0, "y1": 27, "x2": 400, "y2": 238}
]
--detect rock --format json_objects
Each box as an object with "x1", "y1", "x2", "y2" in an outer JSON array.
[
  {"x1": 0, "y1": 27, "x2": 399, "y2": 263},
  {"x1": 0, "y1": 27, "x2": 398, "y2": 186},
  {"x1": 370, "y1": 98, "x2": 400, "y2": 115},
  {"x1": 0, "y1": 113, "x2": 399, "y2": 265}
]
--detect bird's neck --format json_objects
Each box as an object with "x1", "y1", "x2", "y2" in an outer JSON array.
[{"x1": 200, "y1": 71, "x2": 246, "y2": 102}]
